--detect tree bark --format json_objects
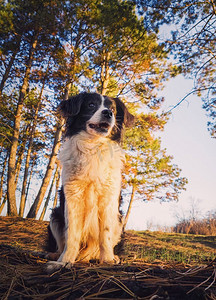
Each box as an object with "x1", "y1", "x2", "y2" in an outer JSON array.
[
  {"x1": 15, "y1": 138, "x2": 28, "y2": 186},
  {"x1": 24, "y1": 155, "x2": 36, "y2": 210},
  {"x1": 99, "y1": 51, "x2": 110, "y2": 95},
  {"x1": 39, "y1": 166, "x2": 58, "y2": 221},
  {"x1": 53, "y1": 166, "x2": 60, "y2": 209},
  {"x1": 7, "y1": 33, "x2": 39, "y2": 216},
  {"x1": 0, "y1": 152, "x2": 8, "y2": 202},
  {"x1": 19, "y1": 129, "x2": 37, "y2": 216},
  {"x1": 0, "y1": 194, "x2": 7, "y2": 215},
  {"x1": 123, "y1": 185, "x2": 136, "y2": 229}
]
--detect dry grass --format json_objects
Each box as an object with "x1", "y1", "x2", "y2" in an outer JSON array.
[
  {"x1": 0, "y1": 216, "x2": 215, "y2": 299},
  {"x1": 125, "y1": 230, "x2": 216, "y2": 265},
  {"x1": 173, "y1": 217, "x2": 216, "y2": 235}
]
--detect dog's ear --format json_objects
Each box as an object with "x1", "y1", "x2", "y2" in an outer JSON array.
[
  {"x1": 114, "y1": 98, "x2": 135, "y2": 127},
  {"x1": 58, "y1": 93, "x2": 84, "y2": 118},
  {"x1": 111, "y1": 98, "x2": 135, "y2": 143}
]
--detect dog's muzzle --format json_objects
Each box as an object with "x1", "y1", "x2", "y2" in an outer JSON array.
[
  {"x1": 102, "y1": 109, "x2": 113, "y2": 119},
  {"x1": 88, "y1": 109, "x2": 114, "y2": 134}
]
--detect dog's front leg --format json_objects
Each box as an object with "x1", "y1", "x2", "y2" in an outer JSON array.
[
  {"x1": 58, "y1": 184, "x2": 84, "y2": 265},
  {"x1": 99, "y1": 200, "x2": 122, "y2": 264}
]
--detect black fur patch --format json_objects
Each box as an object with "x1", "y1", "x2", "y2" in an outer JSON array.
[
  {"x1": 111, "y1": 98, "x2": 135, "y2": 143},
  {"x1": 46, "y1": 188, "x2": 65, "y2": 253},
  {"x1": 47, "y1": 224, "x2": 57, "y2": 252}
]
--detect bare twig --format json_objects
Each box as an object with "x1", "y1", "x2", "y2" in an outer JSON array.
[{"x1": 164, "y1": 87, "x2": 216, "y2": 114}]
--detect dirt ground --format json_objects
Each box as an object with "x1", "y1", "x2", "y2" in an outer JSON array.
[{"x1": 0, "y1": 216, "x2": 215, "y2": 299}]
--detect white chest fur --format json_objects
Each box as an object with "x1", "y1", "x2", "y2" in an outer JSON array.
[{"x1": 59, "y1": 132, "x2": 125, "y2": 189}]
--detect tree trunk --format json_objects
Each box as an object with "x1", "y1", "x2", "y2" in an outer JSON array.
[
  {"x1": 0, "y1": 152, "x2": 8, "y2": 202},
  {"x1": 53, "y1": 166, "x2": 60, "y2": 209},
  {"x1": 0, "y1": 194, "x2": 7, "y2": 215},
  {"x1": 19, "y1": 118, "x2": 38, "y2": 216},
  {"x1": 99, "y1": 51, "x2": 110, "y2": 95},
  {"x1": 15, "y1": 139, "x2": 28, "y2": 186},
  {"x1": 0, "y1": 36, "x2": 21, "y2": 94},
  {"x1": 24, "y1": 155, "x2": 36, "y2": 211},
  {"x1": 7, "y1": 33, "x2": 39, "y2": 216},
  {"x1": 27, "y1": 117, "x2": 64, "y2": 218},
  {"x1": 19, "y1": 68, "x2": 48, "y2": 217},
  {"x1": 39, "y1": 166, "x2": 58, "y2": 221},
  {"x1": 123, "y1": 185, "x2": 136, "y2": 229}
]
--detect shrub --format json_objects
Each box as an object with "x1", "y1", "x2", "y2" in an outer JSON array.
[{"x1": 172, "y1": 213, "x2": 216, "y2": 235}]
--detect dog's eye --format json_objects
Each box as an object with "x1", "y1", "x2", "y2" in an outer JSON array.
[{"x1": 89, "y1": 103, "x2": 95, "y2": 108}]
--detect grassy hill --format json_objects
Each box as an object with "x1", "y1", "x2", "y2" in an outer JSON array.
[
  {"x1": 124, "y1": 230, "x2": 216, "y2": 265},
  {"x1": 0, "y1": 216, "x2": 215, "y2": 299}
]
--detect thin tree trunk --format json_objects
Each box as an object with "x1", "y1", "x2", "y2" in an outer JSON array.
[
  {"x1": 19, "y1": 65, "x2": 48, "y2": 217},
  {"x1": 27, "y1": 82, "x2": 71, "y2": 219},
  {"x1": 15, "y1": 139, "x2": 27, "y2": 186},
  {"x1": 19, "y1": 133, "x2": 35, "y2": 216},
  {"x1": 62, "y1": 82, "x2": 72, "y2": 101},
  {"x1": 27, "y1": 117, "x2": 64, "y2": 218},
  {"x1": 0, "y1": 36, "x2": 21, "y2": 94},
  {"x1": 39, "y1": 166, "x2": 58, "y2": 221},
  {"x1": 24, "y1": 155, "x2": 36, "y2": 211},
  {"x1": 124, "y1": 185, "x2": 136, "y2": 228},
  {"x1": 7, "y1": 33, "x2": 39, "y2": 216},
  {"x1": 53, "y1": 166, "x2": 60, "y2": 209},
  {"x1": 0, "y1": 152, "x2": 8, "y2": 201},
  {"x1": 100, "y1": 51, "x2": 110, "y2": 95},
  {"x1": 19, "y1": 122, "x2": 38, "y2": 216},
  {"x1": 0, "y1": 194, "x2": 7, "y2": 215}
]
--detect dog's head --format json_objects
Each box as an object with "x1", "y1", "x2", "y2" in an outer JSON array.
[{"x1": 58, "y1": 92, "x2": 134, "y2": 141}]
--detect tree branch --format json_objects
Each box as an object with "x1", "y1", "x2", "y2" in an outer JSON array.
[{"x1": 164, "y1": 86, "x2": 216, "y2": 114}]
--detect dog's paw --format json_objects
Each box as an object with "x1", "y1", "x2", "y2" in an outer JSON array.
[
  {"x1": 46, "y1": 261, "x2": 65, "y2": 273},
  {"x1": 45, "y1": 261, "x2": 73, "y2": 274},
  {"x1": 100, "y1": 255, "x2": 120, "y2": 265},
  {"x1": 114, "y1": 255, "x2": 120, "y2": 264}
]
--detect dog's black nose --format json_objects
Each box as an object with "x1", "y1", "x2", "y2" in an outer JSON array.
[{"x1": 102, "y1": 109, "x2": 113, "y2": 119}]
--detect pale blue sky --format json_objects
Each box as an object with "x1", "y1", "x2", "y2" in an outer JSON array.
[{"x1": 126, "y1": 75, "x2": 216, "y2": 230}]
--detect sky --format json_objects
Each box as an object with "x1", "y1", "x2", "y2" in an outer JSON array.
[{"x1": 125, "y1": 75, "x2": 216, "y2": 230}]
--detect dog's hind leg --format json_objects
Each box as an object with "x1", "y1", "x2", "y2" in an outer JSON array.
[{"x1": 47, "y1": 207, "x2": 65, "y2": 260}]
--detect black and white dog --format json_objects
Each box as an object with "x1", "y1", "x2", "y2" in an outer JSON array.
[{"x1": 47, "y1": 92, "x2": 134, "y2": 265}]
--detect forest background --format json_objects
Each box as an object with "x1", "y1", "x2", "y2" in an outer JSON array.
[{"x1": 0, "y1": 0, "x2": 215, "y2": 229}]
